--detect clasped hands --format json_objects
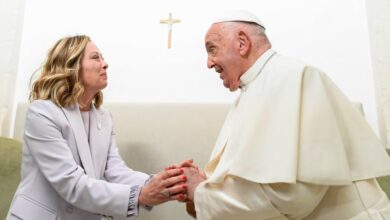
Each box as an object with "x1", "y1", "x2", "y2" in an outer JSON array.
[{"x1": 138, "y1": 159, "x2": 206, "y2": 208}]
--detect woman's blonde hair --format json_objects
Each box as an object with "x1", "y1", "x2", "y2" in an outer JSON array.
[{"x1": 29, "y1": 35, "x2": 103, "y2": 108}]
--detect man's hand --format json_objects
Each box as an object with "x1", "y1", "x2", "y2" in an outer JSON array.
[{"x1": 183, "y1": 167, "x2": 206, "y2": 201}]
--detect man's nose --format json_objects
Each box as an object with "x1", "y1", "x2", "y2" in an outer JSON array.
[
  {"x1": 207, "y1": 57, "x2": 215, "y2": 69},
  {"x1": 103, "y1": 60, "x2": 109, "y2": 69}
]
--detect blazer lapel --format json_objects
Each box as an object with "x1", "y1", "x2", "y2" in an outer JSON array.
[
  {"x1": 62, "y1": 104, "x2": 96, "y2": 178},
  {"x1": 89, "y1": 105, "x2": 110, "y2": 178}
]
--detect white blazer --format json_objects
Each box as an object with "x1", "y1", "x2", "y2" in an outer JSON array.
[{"x1": 7, "y1": 100, "x2": 150, "y2": 220}]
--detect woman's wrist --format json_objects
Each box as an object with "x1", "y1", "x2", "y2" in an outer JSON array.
[{"x1": 138, "y1": 186, "x2": 147, "y2": 206}]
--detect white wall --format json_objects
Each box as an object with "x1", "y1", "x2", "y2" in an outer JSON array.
[
  {"x1": 13, "y1": 0, "x2": 378, "y2": 130},
  {"x1": 366, "y1": 0, "x2": 390, "y2": 147},
  {"x1": 0, "y1": 0, "x2": 25, "y2": 136}
]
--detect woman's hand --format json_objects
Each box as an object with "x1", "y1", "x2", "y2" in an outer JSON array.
[
  {"x1": 139, "y1": 168, "x2": 187, "y2": 206},
  {"x1": 165, "y1": 159, "x2": 205, "y2": 177},
  {"x1": 165, "y1": 158, "x2": 198, "y2": 170}
]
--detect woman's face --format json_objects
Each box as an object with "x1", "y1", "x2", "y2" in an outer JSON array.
[{"x1": 80, "y1": 41, "x2": 108, "y2": 93}]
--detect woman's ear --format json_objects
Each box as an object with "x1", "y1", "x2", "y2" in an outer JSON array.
[{"x1": 238, "y1": 30, "x2": 251, "y2": 56}]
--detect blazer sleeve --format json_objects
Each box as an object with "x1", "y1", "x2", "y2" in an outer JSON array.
[{"x1": 24, "y1": 101, "x2": 132, "y2": 218}]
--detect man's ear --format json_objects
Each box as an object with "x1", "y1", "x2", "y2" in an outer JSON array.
[{"x1": 238, "y1": 30, "x2": 251, "y2": 56}]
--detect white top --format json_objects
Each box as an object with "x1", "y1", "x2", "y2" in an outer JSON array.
[{"x1": 80, "y1": 111, "x2": 90, "y2": 143}]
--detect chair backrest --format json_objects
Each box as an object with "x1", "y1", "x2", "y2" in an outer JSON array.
[{"x1": 0, "y1": 137, "x2": 22, "y2": 219}]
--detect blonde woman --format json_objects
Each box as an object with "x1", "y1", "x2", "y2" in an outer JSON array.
[{"x1": 7, "y1": 35, "x2": 188, "y2": 220}]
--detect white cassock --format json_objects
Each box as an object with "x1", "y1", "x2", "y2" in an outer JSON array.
[{"x1": 194, "y1": 49, "x2": 390, "y2": 220}]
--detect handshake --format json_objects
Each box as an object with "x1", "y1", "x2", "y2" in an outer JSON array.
[{"x1": 138, "y1": 159, "x2": 206, "y2": 218}]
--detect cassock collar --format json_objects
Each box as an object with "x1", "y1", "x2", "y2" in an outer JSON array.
[{"x1": 239, "y1": 49, "x2": 276, "y2": 91}]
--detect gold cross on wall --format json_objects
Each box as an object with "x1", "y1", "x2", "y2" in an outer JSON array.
[{"x1": 160, "y1": 13, "x2": 181, "y2": 49}]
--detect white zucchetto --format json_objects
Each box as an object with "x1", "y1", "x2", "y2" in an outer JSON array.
[{"x1": 212, "y1": 10, "x2": 265, "y2": 29}]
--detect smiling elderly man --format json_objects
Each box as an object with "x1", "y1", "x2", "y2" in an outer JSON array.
[{"x1": 183, "y1": 10, "x2": 390, "y2": 220}]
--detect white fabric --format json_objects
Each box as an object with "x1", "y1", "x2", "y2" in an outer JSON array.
[
  {"x1": 195, "y1": 176, "x2": 287, "y2": 220},
  {"x1": 213, "y1": 9, "x2": 265, "y2": 29},
  {"x1": 7, "y1": 100, "x2": 150, "y2": 220},
  {"x1": 303, "y1": 179, "x2": 390, "y2": 220},
  {"x1": 195, "y1": 176, "x2": 390, "y2": 220},
  {"x1": 205, "y1": 49, "x2": 390, "y2": 185},
  {"x1": 194, "y1": 50, "x2": 390, "y2": 219},
  {"x1": 262, "y1": 182, "x2": 328, "y2": 219}
]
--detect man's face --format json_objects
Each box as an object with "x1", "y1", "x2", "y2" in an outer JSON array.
[{"x1": 205, "y1": 24, "x2": 243, "y2": 91}]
